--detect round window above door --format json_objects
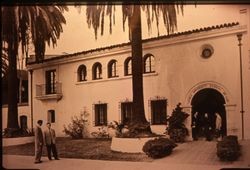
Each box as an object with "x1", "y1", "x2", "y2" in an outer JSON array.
[{"x1": 200, "y1": 44, "x2": 214, "y2": 59}]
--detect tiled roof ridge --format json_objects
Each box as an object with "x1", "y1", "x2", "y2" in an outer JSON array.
[{"x1": 28, "y1": 22, "x2": 239, "y2": 64}]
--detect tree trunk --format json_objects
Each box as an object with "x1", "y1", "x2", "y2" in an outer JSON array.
[
  {"x1": 7, "y1": 48, "x2": 19, "y2": 129},
  {"x1": 7, "y1": 10, "x2": 19, "y2": 129},
  {"x1": 129, "y1": 5, "x2": 152, "y2": 136}
]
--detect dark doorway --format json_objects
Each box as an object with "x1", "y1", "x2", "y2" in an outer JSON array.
[{"x1": 191, "y1": 88, "x2": 227, "y2": 140}]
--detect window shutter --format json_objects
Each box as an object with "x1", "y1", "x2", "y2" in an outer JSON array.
[
  {"x1": 104, "y1": 104, "x2": 107, "y2": 125},
  {"x1": 93, "y1": 104, "x2": 96, "y2": 126}
]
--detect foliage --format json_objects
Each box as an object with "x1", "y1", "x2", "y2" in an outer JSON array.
[
  {"x1": 142, "y1": 137, "x2": 177, "y2": 159},
  {"x1": 217, "y1": 135, "x2": 241, "y2": 161},
  {"x1": 2, "y1": 128, "x2": 34, "y2": 138},
  {"x1": 2, "y1": 6, "x2": 68, "y2": 62},
  {"x1": 166, "y1": 103, "x2": 189, "y2": 143},
  {"x1": 126, "y1": 122, "x2": 154, "y2": 138},
  {"x1": 108, "y1": 121, "x2": 158, "y2": 138},
  {"x1": 108, "y1": 121, "x2": 125, "y2": 137},
  {"x1": 91, "y1": 126, "x2": 110, "y2": 139},
  {"x1": 85, "y1": 4, "x2": 183, "y2": 40},
  {"x1": 63, "y1": 111, "x2": 89, "y2": 139}
]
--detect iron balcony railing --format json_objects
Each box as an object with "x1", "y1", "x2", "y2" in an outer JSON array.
[{"x1": 36, "y1": 82, "x2": 62, "y2": 100}]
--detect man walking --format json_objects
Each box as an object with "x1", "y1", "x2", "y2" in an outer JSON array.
[
  {"x1": 44, "y1": 122, "x2": 59, "y2": 160},
  {"x1": 34, "y1": 120, "x2": 44, "y2": 164}
]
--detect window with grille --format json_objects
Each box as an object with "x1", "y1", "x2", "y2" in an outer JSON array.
[
  {"x1": 121, "y1": 102, "x2": 133, "y2": 125},
  {"x1": 151, "y1": 100, "x2": 167, "y2": 125},
  {"x1": 94, "y1": 104, "x2": 107, "y2": 126}
]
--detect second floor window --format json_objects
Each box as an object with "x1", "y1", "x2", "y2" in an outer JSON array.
[
  {"x1": 77, "y1": 65, "x2": 87, "y2": 81},
  {"x1": 121, "y1": 102, "x2": 133, "y2": 125},
  {"x1": 94, "y1": 104, "x2": 107, "y2": 126},
  {"x1": 92, "y1": 62, "x2": 102, "y2": 80},
  {"x1": 46, "y1": 70, "x2": 56, "y2": 94},
  {"x1": 124, "y1": 57, "x2": 132, "y2": 76},
  {"x1": 151, "y1": 99, "x2": 167, "y2": 125},
  {"x1": 108, "y1": 60, "x2": 118, "y2": 78},
  {"x1": 144, "y1": 54, "x2": 155, "y2": 73}
]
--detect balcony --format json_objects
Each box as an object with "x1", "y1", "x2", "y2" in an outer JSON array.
[{"x1": 36, "y1": 83, "x2": 63, "y2": 101}]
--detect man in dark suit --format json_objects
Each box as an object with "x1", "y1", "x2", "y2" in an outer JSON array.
[
  {"x1": 191, "y1": 112, "x2": 199, "y2": 141},
  {"x1": 44, "y1": 122, "x2": 59, "y2": 160},
  {"x1": 34, "y1": 120, "x2": 44, "y2": 164}
]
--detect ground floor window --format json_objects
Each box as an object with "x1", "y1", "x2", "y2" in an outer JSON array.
[
  {"x1": 151, "y1": 99, "x2": 167, "y2": 125},
  {"x1": 20, "y1": 115, "x2": 28, "y2": 129},
  {"x1": 121, "y1": 102, "x2": 133, "y2": 125},
  {"x1": 94, "y1": 104, "x2": 107, "y2": 126},
  {"x1": 48, "y1": 110, "x2": 55, "y2": 123}
]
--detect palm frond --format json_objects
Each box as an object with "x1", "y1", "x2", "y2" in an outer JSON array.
[{"x1": 85, "y1": 3, "x2": 183, "y2": 40}]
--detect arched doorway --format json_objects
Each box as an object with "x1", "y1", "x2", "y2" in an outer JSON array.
[{"x1": 191, "y1": 88, "x2": 226, "y2": 140}]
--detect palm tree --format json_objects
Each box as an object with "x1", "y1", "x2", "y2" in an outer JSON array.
[
  {"x1": 1, "y1": 6, "x2": 68, "y2": 132},
  {"x1": 86, "y1": 3, "x2": 183, "y2": 136}
]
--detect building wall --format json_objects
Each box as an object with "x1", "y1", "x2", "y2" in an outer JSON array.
[
  {"x1": 2, "y1": 105, "x2": 31, "y2": 130},
  {"x1": 28, "y1": 24, "x2": 250, "y2": 139}
]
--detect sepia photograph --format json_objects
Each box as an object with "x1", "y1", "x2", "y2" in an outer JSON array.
[{"x1": 2, "y1": 2, "x2": 250, "y2": 170}]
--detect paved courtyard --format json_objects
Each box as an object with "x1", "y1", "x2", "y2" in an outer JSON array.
[{"x1": 3, "y1": 140, "x2": 250, "y2": 170}]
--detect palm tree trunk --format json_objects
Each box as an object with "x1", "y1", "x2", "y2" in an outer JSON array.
[
  {"x1": 7, "y1": 10, "x2": 19, "y2": 129},
  {"x1": 7, "y1": 48, "x2": 19, "y2": 129},
  {"x1": 130, "y1": 5, "x2": 152, "y2": 135}
]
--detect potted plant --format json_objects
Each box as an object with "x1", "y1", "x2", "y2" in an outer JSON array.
[{"x1": 166, "y1": 103, "x2": 189, "y2": 143}]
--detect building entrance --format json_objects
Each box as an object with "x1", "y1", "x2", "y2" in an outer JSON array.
[{"x1": 191, "y1": 88, "x2": 227, "y2": 141}]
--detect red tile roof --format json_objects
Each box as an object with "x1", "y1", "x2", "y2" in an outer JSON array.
[{"x1": 27, "y1": 22, "x2": 239, "y2": 65}]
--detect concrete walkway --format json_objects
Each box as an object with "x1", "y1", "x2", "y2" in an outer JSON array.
[{"x1": 3, "y1": 140, "x2": 250, "y2": 170}]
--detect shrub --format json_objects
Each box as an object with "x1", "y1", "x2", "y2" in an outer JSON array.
[
  {"x1": 3, "y1": 128, "x2": 34, "y2": 138},
  {"x1": 91, "y1": 126, "x2": 110, "y2": 138},
  {"x1": 166, "y1": 103, "x2": 189, "y2": 143},
  {"x1": 217, "y1": 135, "x2": 241, "y2": 161},
  {"x1": 142, "y1": 137, "x2": 177, "y2": 159},
  {"x1": 108, "y1": 121, "x2": 125, "y2": 137},
  {"x1": 63, "y1": 110, "x2": 89, "y2": 139}
]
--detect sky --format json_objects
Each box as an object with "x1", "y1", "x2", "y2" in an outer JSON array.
[{"x1": 44, "y1": 4, "x2": 248, "y2": 55}]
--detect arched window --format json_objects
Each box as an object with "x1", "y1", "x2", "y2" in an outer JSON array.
[
  {"x1": 77, "y1": 65, "x2": 87, "y2": 81},
  {"x1": 144, "y1": 54, "x2": 155, "y2": 73},
  {"x1": 92, "y1": 62, "x2": 102, "y2": 80},
  {"x1": 108, "y1": 60, "x2": 118, "y2": 78},
  {"x1": 124, "y1": 57, "x2": 132, "y2": 76}
]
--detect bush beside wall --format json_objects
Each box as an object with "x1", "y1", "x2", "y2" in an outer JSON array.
[{"x1": 216, "y1": 135, "x2": 241, "y2": 161}]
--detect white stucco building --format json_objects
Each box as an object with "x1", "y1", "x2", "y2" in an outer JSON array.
[
  {"x1": 2, "y1": 5, "x2": 250, "y2": 141},
  {"x1": 25, "y1": 19, "x2": 250, "y2": 140}
]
